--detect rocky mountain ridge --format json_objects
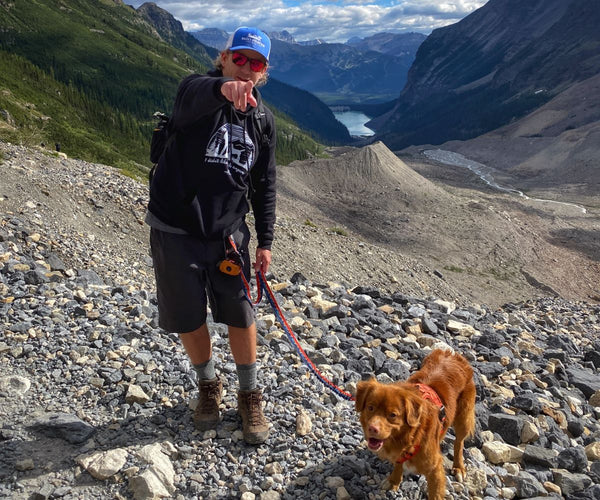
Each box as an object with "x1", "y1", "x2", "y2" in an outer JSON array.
[
  {"x1": 435, "y1": 73, "x2": 600, "y2": 200},
  {"x1": 135, "y1": 3, "x2": 351, "y2": 145},
  {"x1": 136, "y1": 2, "x2": 216, "y2": 64},
  {"x1": 372, "y1": 0, "x2": 600, "y2": 150},
  {"x1": 189, "y1": 24, "x2": 424, "y2": 104},
  {"x1": 1, "y1": 141, "x2": 600, "y2": 500}
]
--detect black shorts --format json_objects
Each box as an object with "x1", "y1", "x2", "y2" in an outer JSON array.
[{"x1": 149, "y1": 224, "x2": 254, "y2": 333}]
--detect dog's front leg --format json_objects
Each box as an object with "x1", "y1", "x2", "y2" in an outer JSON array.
[
  {"x1": 425, "y1": 465, "x2": 447, "y2": 500},
  {"x1": 382, "y1": 462, "x2": 403, "y2": 491}
]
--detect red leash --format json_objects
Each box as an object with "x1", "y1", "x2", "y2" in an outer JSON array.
[{"x1": 226, "y1": 236, "x2": 355, "y2": 401}]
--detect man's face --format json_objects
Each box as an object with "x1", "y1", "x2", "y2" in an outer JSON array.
[{"x1": 221, "y1": 49, "x2": 267, "y2": 86}]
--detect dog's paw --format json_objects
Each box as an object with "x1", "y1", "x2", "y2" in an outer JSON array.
[
  {"x1": 452, "y1": 467, "x2": 466, "y2": 483},
  {"x1": 381, "y1": 478, "x2": 400, "y2": 491}
]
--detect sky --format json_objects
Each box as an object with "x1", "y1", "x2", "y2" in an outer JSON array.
[{"x1": 125, "y1": 0, "x2": 488, "y2": 43}]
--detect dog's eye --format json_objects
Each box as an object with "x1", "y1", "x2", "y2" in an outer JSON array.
[
  {"x1": 389, "y1": 412, "x2": 397, "y2": 419},
  {"x1": 367, "y1": 405, "x2": 374, "y2": 412}
]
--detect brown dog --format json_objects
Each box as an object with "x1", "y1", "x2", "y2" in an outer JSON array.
[{"x1": 355, "y1": 349, "x2": 476, "y2": 499}]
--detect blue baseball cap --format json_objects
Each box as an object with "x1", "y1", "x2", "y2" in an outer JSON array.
[{"x1": 228, "y1": 27, "x2": 271, "y2": 61}]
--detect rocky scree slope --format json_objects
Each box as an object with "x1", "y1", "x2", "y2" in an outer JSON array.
[{"x1": 0, "y1": 143, "x2": 600, "y2": 499}]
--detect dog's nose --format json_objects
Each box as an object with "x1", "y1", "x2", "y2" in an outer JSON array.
[{"x1": 368, "y1": 424, "x2": 379, "y2": 434}]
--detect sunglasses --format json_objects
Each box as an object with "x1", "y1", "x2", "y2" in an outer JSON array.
[{"x1": 231, "y1": 52, "x2": 267, "y2": 72}]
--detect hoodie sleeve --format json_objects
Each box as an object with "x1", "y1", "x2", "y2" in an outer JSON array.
[
  {"x1": 250, "y1": 108, "x2": 277, "y2": 250},
  {"x1": 170, "y1": 74, "x2": 232, "y2": 130}
]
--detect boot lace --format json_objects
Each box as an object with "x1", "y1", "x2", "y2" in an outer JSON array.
[
  {"x1": 199, "y1": 384, "x2": 220, "y2": 414},
  {"x1": 247, "y1": 392, "x2": 266, "y2": 425}
]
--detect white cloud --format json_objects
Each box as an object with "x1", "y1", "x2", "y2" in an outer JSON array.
[{"x1": 126, "y1": 0, "x2": 487, "y2": 42}]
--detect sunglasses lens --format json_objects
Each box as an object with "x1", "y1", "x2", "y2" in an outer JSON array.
[
  {"x1": 232, "y1": 52, "x2": 265, "y2": 72},
  {"x1": 250, "y1": 60, "x2": 266, "y2": 72},
  {"x1": 232, "y1": 53, "x2": 248, "y2": 66}
]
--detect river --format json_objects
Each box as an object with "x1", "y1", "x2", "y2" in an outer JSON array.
[
  {"x1": 424, "y1": 149, "x2": 587, "y2": 214},
  {"x1": 332, "y1": 110, "x2": 375, "y2": 137}
]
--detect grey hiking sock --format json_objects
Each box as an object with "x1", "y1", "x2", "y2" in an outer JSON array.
[
  {"x1": 236, "y1": 362, "x2": 257, "y2": 392},
  {"x1": 194, "y1": 358, "x2": 216, "y2": 381}
]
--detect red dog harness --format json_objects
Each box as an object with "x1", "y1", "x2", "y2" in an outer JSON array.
[
  {"x1": 396, "y1": 383, "x2": 446, "y2": 464},
  {"x1": 415, "y1": 383, "x2": 446, "y2": 421}
]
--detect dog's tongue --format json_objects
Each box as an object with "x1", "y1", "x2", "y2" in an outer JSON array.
[{"x1": 368, "y1": 438, "x2": 383, "y2": 450}]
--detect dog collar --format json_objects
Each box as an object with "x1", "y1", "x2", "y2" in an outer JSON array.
[{"x1": 396, "y1": 444, "x2": 421, "y2": 464}]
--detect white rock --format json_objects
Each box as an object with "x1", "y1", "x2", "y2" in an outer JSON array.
[
  {"x1": 129, "y1": 469, "x2": 171, "y2": 500},
  {"x1": 481, "y1": 441, "x2": 524, "y2": 464},
  {"x1": 463, "y1": 467, "x2": 488, "y2": 496},
  {"x1": 446, "y1": 319, "x2": 479, "y2": 337},
  {"x1": 521, "y1": 420, "x2": 540, "y2": 444},
  {"x1": 585, "y1": 442, "x2": 600, "y2": 460},
  {"x1": 136, "y1": 443, "x2": 176, "y2": 494},
  {"x1": 433, "y1": 299, "x2": 456, "y2": 313},
  {"x1": 125, "y1": 384, "x2": 151, "y2": 404},
  {"x1": 264, "y1": 462, "x2": 283, "y2": 475},
  {"x1": 296, "y1": 410, "x2": 312, "y2": 436},
  {"x1": 76, "y1": 448, "x2": 128, "y2": 480},
  {"x1": 0, "y1": 375, "x2": 31, "y2": 397}
]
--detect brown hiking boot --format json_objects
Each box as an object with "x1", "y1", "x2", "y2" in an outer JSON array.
[
  {"x1": 238, "y1": 389, "x2": 270, "y2": 444},
  {"x1": 193, "y1": 377, "x2": 222, "y2": 431}
]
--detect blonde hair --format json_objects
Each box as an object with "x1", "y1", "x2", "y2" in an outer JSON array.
[{"x1": 215, "y1": 50, "x2": 269, "y2": 87}]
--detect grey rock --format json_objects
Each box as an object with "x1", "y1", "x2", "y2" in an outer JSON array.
[
  {"x1": 488, "y1": 413, "x2": 525, "y2": 446},
  {"x1": 523, "y1": 445, "x2": 559, "y2": 468},
  {"x1": 558, "y1": 447, "x2": 589, "y2": 473},
  {"x1": 552, "y1": 469, "x2": 593, "y2": 496},
  {"x1": 30, "y1": 413, "x2": 96, "y2": 444}
]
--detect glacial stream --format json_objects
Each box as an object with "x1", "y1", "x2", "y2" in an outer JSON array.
[{"x1": 424, "y1": 149, "x2": 587, "y2": 214}]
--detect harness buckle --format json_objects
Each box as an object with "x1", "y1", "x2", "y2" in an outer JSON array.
[{"x1": 439, "y1": 405, "x2": 446, "y2": 423}]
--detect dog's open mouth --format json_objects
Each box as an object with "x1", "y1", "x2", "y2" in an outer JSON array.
[{"x1": 367, "y1": 437, "x2": 384, "y2": 451}]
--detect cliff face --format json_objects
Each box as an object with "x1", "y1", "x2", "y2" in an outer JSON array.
[
  {"x1": 373, "y1": 0, "x2": 600, "y2": 149},
  {"x1": 136, "y1": 2, "x2": 216, "y2": 64}
]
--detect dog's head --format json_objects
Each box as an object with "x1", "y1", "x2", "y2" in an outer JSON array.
[{"x1": 355, "y1": 379, "x2": 424, "y2": 452}]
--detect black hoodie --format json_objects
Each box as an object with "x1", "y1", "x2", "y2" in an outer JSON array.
[{"x1": 148, "y1": 70, "x2": 276, "y2": 249}]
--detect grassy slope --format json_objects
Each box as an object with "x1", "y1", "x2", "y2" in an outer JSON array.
[{"x1": 0, "y1": 0, "x2": 323, "y2": 175}]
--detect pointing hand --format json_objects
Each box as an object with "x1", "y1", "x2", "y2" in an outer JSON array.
[{"x1": 221, "y1": 80, "x2": 257, "y2": 111}]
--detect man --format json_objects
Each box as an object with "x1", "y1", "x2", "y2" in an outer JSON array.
[{"x1": 146, "y1": 27, "x2": 276, "y2": 444}]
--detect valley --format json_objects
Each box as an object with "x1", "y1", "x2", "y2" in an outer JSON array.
[{"x1": 274, "y1": 142, "x2": 600, "y2": 307}]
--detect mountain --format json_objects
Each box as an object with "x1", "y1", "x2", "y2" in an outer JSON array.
[
  {"x1": 0, "y1": 0, "x2": 210, "y2": 173},
  {"x1": 261, "y1": 79, "x2": 351, "y2": 144},
  {"x1": 138, "y1": 5, "x2": 350, "y2": 145},
  {"x1": 0, "y1": 0, "x2": 327, "y2": 171},
  {"x1": 268, "y1": 30, "x2": 296, "y2": 44},
  {"x1": 346, "y1": 32, "x2": 427, "y2": 57},
  {"x1": 278, "y1": 140, "x2": 600, "y2": 305},
  {"x1": 372, "y1": 0, "x2": 600, "y2": 150},
  {"x1": 268, "y1": 39, "x2": 421, "y2": 104},
  {"x1": 435, "y1": 73, "x2": 600, "y2": 199},
  {"x1": 136, "y1": 2, "x2": 217, "y2": 62},
  {"x1": 191, "y1": 28, "x2": 424, "y2": 104},
  {"x1": 189, "y1": 27, "x2": 229, "y2": 50}
]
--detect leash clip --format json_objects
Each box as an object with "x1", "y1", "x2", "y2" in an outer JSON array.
[{"x1": 218, "y1": 236, "x2": 243, "y2": 275}]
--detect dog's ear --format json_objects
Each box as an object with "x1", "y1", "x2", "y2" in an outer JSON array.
[
  {"x1": 355, "y1": 378, "x2": 375, "y2": 413},
  {"x1": 405, "y1": 397, "x2": 423, "y2": 427}
]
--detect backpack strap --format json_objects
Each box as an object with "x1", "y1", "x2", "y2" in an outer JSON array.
[{"x1": 253, "y1": 102, "x2": 269, "y2": 149}]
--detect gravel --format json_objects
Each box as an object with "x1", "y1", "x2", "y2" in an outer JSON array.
[{"x1": 1, "y1": 141, "x2": 599, "y2": 499}]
